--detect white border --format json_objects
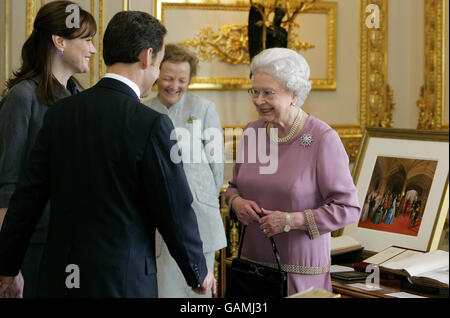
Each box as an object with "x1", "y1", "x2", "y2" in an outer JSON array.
[{"x1": 343, "y1": 137, "x2": 449, "y2": 252}]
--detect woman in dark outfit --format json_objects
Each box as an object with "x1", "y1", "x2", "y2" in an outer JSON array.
[{"x1": 0, "y1": 1, "x2": 97, "y2": 298}]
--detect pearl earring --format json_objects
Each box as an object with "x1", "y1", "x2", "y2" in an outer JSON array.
[{"x1": 59, "y1": 49, "x2": 64, "y2": 58}]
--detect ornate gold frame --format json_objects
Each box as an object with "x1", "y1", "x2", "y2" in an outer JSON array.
[
  {"x1": 26, "y1": 0, "x2": 38, "y2": 38},
  {"x1": 331, "y1": 0, "x2": 391, "y2": 163},
  {"x1": 417, "y1": 0, "x2": 447, "y2": 130},
  {"x1": 359, "y1": 0, "x2": 394, "y2": 129},
  {"x1": 154, "y1": 0, "x2": 337, "y2": 91},
  {"x1": 96, "y1": 0, "x2": 105, "y2": 80}
]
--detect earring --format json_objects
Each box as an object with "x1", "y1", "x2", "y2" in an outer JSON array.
[{"x1": 59, "y1": 49, "x2": 64, "y2": 58}]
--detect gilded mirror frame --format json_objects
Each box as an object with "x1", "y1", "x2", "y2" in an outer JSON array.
[{"x1": 154, "y1": 0, "x2": 337, "y2": 91}]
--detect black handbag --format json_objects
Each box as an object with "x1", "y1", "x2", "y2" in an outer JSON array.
[{"x1": 225, "y1": 225, "x2": 288, "y2": 298}]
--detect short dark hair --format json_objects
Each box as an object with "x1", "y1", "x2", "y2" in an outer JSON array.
[{"x1": 103, "y1": 11, "x2": 167, "y2": 66}]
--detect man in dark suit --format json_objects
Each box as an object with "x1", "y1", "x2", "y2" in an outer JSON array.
[{"x1": 0, "y1": 11, "x2": 215, "y2": 298}]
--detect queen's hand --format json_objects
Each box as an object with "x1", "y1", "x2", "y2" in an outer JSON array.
[{"x1": 231, "y1": 196, "x2": 262, "y2": 226}]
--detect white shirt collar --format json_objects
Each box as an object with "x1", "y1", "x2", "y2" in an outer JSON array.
[{"x1": 104, "y1": 73, "x2": 141, "y2": 99}]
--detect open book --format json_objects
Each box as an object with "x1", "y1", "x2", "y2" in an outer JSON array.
[
  {"x1": 364, "y1": 247, "x2": 449, "y2": 288},
  {"x1": 331, "y1": 235, "x2": 362, "y2": 255}
]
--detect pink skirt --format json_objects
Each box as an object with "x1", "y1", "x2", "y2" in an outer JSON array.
[{"x1": 288, "y1": 272, "x2": 332, "y2": 295}]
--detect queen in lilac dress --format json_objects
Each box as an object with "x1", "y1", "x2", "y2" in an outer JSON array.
[{"x1": 225, "y1": 48, "x2": 360, "y2": 296}]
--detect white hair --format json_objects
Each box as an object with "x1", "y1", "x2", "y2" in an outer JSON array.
[{"x1": 250, "y1": 48, "x2": 312, "y2": 107}]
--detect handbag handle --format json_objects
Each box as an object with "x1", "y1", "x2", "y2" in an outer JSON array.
[{"x1": 237, "y1": 224, "x2": 283, "y2": 273}]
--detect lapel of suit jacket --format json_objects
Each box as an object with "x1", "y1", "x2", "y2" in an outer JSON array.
[{"x1": 94, "y1": 78, "x2": 141, "y2": 102}]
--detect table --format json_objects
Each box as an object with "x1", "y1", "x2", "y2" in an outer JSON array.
[{"x1": 332, "y1": 274, "x2": 447, "y2": 298}]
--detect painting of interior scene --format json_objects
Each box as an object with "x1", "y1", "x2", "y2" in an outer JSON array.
[{"x1": 358, "y1": 156, "x2": 438, "y2": 237}]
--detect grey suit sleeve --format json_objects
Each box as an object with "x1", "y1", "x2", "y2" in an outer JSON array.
[
  {"x1": 0, "y1": 107, "x2": 51, "y2": 275},
  {"x1": 0, "y1": 87, "x2": 33, "y2": 207},
  {"x1": 203, "y1": 102, "x2": 224, "y2": 195},
  {"x1": 141, "y1": 114, "x2": 207, "y2": 288}
]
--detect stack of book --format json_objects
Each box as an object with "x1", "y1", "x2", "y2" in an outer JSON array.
[
  {"x1": 330, "y1": 235, "x2": 364, "y2": 264},
  {"x1": 361, "y1": 247, "x2": 449, "y2": 294}
]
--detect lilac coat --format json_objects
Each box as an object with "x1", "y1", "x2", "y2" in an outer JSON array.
[{"x1": 225, "y1": 115, "x2": 360, "y2": 295}]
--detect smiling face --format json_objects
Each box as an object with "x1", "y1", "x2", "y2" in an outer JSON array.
[
  {"x1": 62, "y1": 36, "x2": 97, "y2": 74},
  {"x1": 251, "y1": 72, "x2": 298, "y2": 126},
  {"x1": 156, "y1": 61, "x2": 191, "y2": 108}
]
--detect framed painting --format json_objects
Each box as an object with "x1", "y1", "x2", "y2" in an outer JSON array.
[{"x1": 342, "y1": 128, "x2": 449, "y2": 253}]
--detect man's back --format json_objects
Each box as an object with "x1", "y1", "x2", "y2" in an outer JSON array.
[
  {"x1": 1, "y1": 78, "x2": 206, "y2": 297},
  {"x1": 47, "y1": 79, "x2": 157, "y2": 256},
  {"x1": 0, "y1": 10, "x2": 214, "y2": 299}
]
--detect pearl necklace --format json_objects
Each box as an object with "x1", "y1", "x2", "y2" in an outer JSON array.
[{"x1": 269, "y1": 109, "x2": 304, "y2": 143}]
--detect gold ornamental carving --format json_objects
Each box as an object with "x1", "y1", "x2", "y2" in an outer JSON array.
[
  {"x1": 341, "y1": 136, "x2": 364, "y2": 164},
  {"x1": 179, "y1": 24, "x2": 315, "y2": 66},
  {"x1": 228, "y1": 219, "x2": 240, "y2": 258},
  {"x1": 26, "y1": 0, "x2": 38, "y2": 38},
  {"x1": 417, "y1": 0, "x2": 445, "y2": 130},
  {"x1": 360, "y1": 0, "x2": 394, "y2": 129},
  {"x1": 288, "y1": 33, "x2": 316, "y2": 52},
  {"x1": 98, "y1": 0, "x2": 106, "y2": 79},
  {"x1": 180, "y1": 24, "x2": 251, "y2": 65},
  {"x1": 379, "y1": 84, "x2": 396, "y2": 128},
  {"x1": 332, "y1": 126, "x2": 364, "y2": 163},
  {"x1": 214, "y1": 250, "x2": 220, "y2": 298}
]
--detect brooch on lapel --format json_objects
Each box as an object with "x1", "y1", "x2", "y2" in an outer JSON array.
[
  {"x1": 187, "y1": 115, "x2": 197, "y2": 123},
  {"x1": 299, "y1": 133, "x2": 314, "y2": 148}
]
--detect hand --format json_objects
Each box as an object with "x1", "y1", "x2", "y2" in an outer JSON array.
[
  {"x1": 192, "y1": 267, "x2": 216, "y2": 296},
  {"x1": 2, "y1": 272, "x2": 24, "y2": 298},
  {"x1": 259, "y1": 208, "x2": 288, "y2": 238},
  {"x1": 232, "y1": 197, "x2": 261, "y2": 226},
  {"x1": 0, "y1": 276, "x2": 15, "y2": 298}
]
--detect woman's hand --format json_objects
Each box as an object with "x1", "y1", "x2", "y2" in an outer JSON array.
[
  {"x1": 259, "y1": 208, "x2": 289, "y2": 238},
  {"x1": 231, "y1": 197, "x2": 262, "y2": 225}
]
